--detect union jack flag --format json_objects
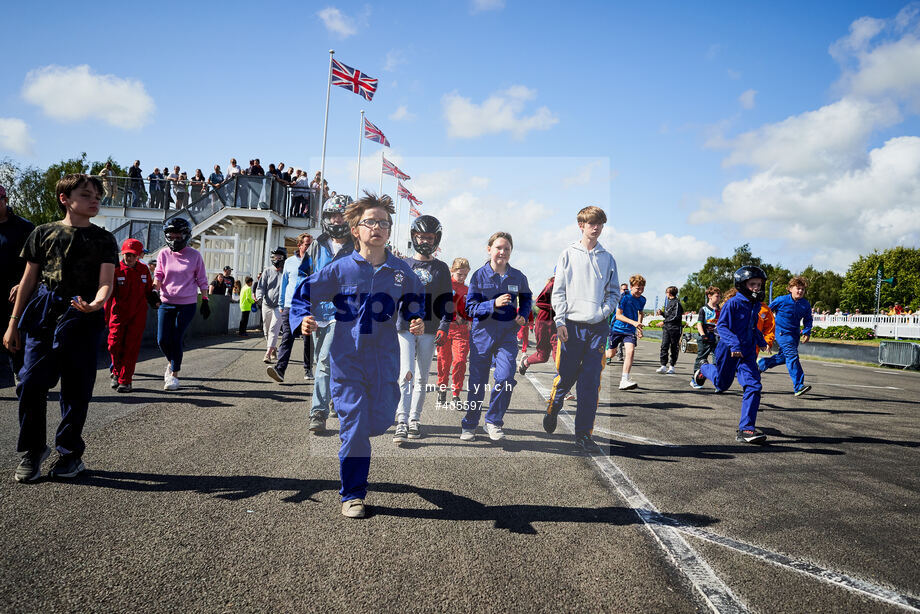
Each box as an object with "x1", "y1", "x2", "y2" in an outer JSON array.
[
  {"x1": 331, "y1": 59, "x2": 378, "y2": 101},
  {"x1": 364, "y1": 118, "x2": 390, "y2": 147},
  {"x1": 382, "y1": 155, "x2": 410, "y2": 180},
  {"x1": 409, "y1": 203, "x2": 422, "y2": 217},
  {"x1": 397, "y1": 181, "x2": 413, "y2": 200}
]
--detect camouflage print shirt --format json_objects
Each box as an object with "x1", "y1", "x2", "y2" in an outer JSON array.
[{"x1": 21, "y1": 221, "x2": 119, "y2": 301}]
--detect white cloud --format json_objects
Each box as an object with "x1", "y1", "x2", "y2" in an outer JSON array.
[
  {"x1": 389, "y1": 105, "x2": 415, "y2": 121},
  {"x1": 727, "y1": 69, "x2": 742, "y2": 80},
  {"x1": 0, "y1": 118, "x2": 35, "y2": 156},
  {"x1": 695, "y1": 7, "x2": 920, "y2": 271},
  {"x1": 563, "y1": 160, "x2": 605, "y2": 186},
  {"x1": 738, "y1": 89, "x2": 757, "y2": 110},
  {"x1": 317, "y1": 7, "x2": 357, "y2": 37},
  {"x1": 471, "y1": 0, "x2": 505, "y2": 13},
  {"x1": 384, "y1": 50, "x2": 406, "y2": 72},
  {"x1": 443, "y1": 86, "x2": 558, "y2": 140},
  {"x1": 22, "y1": 65, "x2": 155, "y2": 130}
]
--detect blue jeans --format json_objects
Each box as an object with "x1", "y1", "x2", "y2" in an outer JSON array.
[
  {"x1": 310, "y1": 322, "x2": 336, "y2": 419},
  {"x1": 157, "y1": 303, "x2": 197, "y2": 373}
]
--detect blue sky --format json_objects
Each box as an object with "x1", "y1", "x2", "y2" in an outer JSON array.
[{"x1": 2, "y1": 0, "x2": 919, "y2": 302}]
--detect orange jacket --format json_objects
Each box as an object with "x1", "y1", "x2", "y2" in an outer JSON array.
[{"x1": 756, "y1": 302, "x2": 775, "y2": 353}]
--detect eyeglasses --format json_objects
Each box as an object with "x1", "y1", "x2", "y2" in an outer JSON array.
[{"x1": 357, "y1": 219, "x2": 392, "y2": 229}]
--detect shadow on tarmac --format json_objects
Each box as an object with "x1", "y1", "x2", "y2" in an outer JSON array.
[
  {"x1": 62, "y1": 470, "x2": 722, "y2": 535},
  {"x1": 597, "y1": 435, "x2": 847, "y2": 462}
]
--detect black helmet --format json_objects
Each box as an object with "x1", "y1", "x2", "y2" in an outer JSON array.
[
  {"x1": 164, "y1": 217, "x2": 192, "y2": 252},
  {"x1": 410, "y1": 215, "x2": 442, "y2": 256},
  {"x1": 321, "y1": 194, "x2": 352, "y2": 239},
  {"x1": 733, "y1": 266, "x2": 767, "y2": 301},
  {"x1": 270, "y1": 247, "x2": 287, "y2": 268}
]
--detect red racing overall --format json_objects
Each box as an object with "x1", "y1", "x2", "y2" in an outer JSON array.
[{"x1": 106, "y1": 261, "x2": 154, "y2": 386}]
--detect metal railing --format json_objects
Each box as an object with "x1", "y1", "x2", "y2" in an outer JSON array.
[
  {"x1": 107, "y1": 175, "x2": 322, "y2": 254},
  {"x1": 100, "y1": 174, "x2": 322, "y2": 223}
]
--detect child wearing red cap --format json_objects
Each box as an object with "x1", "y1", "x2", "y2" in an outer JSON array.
[{"x1": 105, "y1": 238, "x2": 159, "y2": 392}]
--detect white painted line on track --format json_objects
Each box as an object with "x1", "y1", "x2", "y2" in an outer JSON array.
[
  {"x1": 577, "y1": 420, "x2": 680, "y2": 448},
  {"x1": 527, "y1": 372, "x2": 920, "y2": 613},
  {"x1": 526, "y1": 372, "x2": 749, "y2": 614},
  {"x1": 816, "y1": 382, "x2": 901, "y2": 390},
  {"x1": 672, "y1": 525, "x2": 920, "y2": 613}
]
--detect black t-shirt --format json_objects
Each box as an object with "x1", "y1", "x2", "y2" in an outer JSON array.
[
  {"x1": 223, "y1": 275, "x2": 235, "y2": 291},
  {"x1": 209, "y1": 280, "x2": 226, "y2": 295},
  {"x1": 21, "y1": 221, "x2": 119, "y2": 301},
  {"x1": 398, "y1": 257, "x2": 453, "y2": 335},
  {"x1": 0, "y1": 213, "x2": 35, "y2": 317}
]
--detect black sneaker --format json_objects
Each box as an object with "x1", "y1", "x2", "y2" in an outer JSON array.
[
  {"x1": 794, "y1": 385, "x2": 811, "y2": 397},
  {"x1": 574, "y1": 433, "x2": 598, "y2": 453},
  {"x1": 692, "y1": 369, "x2": 706, "y2": 388},
  {"x1": 48, "y1": 453, "x2": 86, "y2": 478},
  {"x1": 543, "y1": 407, "x2": 559, "y2": 434},
  {"x1": 451, "y1": 395, "x2": 462, "y2": 410},
  {"x1": 437, "y1": 390, "x2": 447, "y2": 405},
  {"x1": 517, "y1": 355, "x2": 529, "y2": 376},
  {"x1": 736, "y1": 429, "x2": 767, "y2": 444},
  {"x1": 304, "y1": 369, "x2": 314, "y2": 381},
  {"x1": 117, "y1": 383, "x2": 133, "y2": 393},
  {"x1": 110, "y1": 372, "x2": 119, "y2": 390},
  {"x1": 14, "y1": 446, "x2": 50, "y2": 483}
]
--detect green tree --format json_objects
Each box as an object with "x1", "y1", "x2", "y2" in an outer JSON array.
[
  {"x1": 680, "y1": 244, "x2": 791, "y2": 311},
  {"x1": 797, "y1": 266, "x2": 844, "y2": 312},
  {"x1": 1, "y1": 153, "x2": 126, "y2": 226},
  {"x1": 840, "y1": 247, "x2": 920, "y2": 313}
]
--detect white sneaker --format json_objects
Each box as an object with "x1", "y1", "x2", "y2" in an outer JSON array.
[
  {"x1": 565, "y1": 392, "x2": 576, "y2": 401},
  {"x1": 459, "y1": 429, "x2": 475, "y2": 441},
  {"x1": 656, "y1": 365, "x2": 668, "y2": 374},
  {"x1": 484, "y1": 423, "x2": 505, "y2": 441},
  {"x1": 164, "y1": 365, "x2": 172, "y2": 382},
  {"x1": 666, "y1": 366, "x2": 675, "y2": 375},
  {"x1": 164, "y1": 375, "x2": 180, "y2": 391},
  {"x1": 619, "y1": 378, "x2": 638, "y2": 391}
]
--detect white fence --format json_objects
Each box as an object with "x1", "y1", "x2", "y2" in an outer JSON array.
[{"x1": 811, "y1": 314, "x2": 920, "y2": 340}]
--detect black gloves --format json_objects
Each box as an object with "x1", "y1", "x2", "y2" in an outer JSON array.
[{"x1": 200, "y1": 299, "x2": 211, "y2": 319}]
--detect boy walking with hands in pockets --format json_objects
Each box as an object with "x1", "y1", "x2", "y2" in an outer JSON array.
[{"x1": 543, "y1": 206, "x2": 619, "y2": 451}]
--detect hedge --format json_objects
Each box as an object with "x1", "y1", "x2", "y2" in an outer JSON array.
[{"x1": 810, "y1": 325, "x2": 876, "y2": 341}]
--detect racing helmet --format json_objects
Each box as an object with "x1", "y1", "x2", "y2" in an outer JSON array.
[
  {"x1": 321, "y1": 194, "x2": 352, "y2": 239},
  {"x1": 163, "y1": 217, "x2": 192, "y2": 252},
  {"x1": 733, "y1": 266, "x2": 767, "y2": 301},
  {"x1": 410, "y1": 215, "x2": 442, "y2": 256}
]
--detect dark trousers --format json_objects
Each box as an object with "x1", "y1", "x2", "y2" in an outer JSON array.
[
  {"x1": 1, "y1": 347, "x2": 24, "y2": 388},
  {"x1": 239, "y1": 309, "x2": 251, "y2": 336},
  {"x1": 694, "y1": 335, "x2": 718, "y2": 371},
  {"x1": 546, "y1": 320, "x2": 607, "y2": 436},
  {"x1": 17, "y1": 298, "x2": 104, "y2": 457},
  {"x1": 157, "y1": 303, "x2": 197, "y2": 373},
  {"x1": 275, "y1": 307, "x2": 312, "y2": 376},
  {"x1": 659, "y1": 325, "x2": 681, "y2": 366}
]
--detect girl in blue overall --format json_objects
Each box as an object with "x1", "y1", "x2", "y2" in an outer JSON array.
[
  {"x1": 460, "y1": 232, "x2": 532, "y2": 442},
  {"x1": 290, "y1": 193, "x2": 424, "y2": 519}
]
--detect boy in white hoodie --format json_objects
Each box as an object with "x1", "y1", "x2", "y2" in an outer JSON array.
[{"x1": 543, "y1": 206, "x2": 619, "y2": 451}]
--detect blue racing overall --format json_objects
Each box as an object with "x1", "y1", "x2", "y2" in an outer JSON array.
[
  {"x1": 700, "y1": 294, "x2": 766, "y2": 432},
  {"x1": 290, "y1": 250, "x2": 424, "y2": 502},
  {"x1": 461, "y1": 262, "x2": 532, "y2": 430}
]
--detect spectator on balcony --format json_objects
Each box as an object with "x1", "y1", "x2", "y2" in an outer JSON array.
[
  {"x1": 251, "y1": 159, "x2": 265, "y2": 176},
  {"x1": 291, "y1": 173, "x2": 311, "y2": 217},
  {"x1": 208, "y1": 165, "x2": 224, "y2": 188},
  {"x1": 99, "y1": 161, "x2": 116, "y2": 207},
  {"x1": 175, "y1": 172, "x2": 190, "y2": 209},
  {"x1": 279, "y1": 164, "x2": 291, "y2": 184},
  {"x1": 267, "y1": 163, "x2": 281, "y2": 180},
  {"x1": 227, "y1": 158, "x2": 242, "y2": 178},
  {"x1": 128, "y1": 160, "x2": 144, "y2": 207},
  {"x1": 167, "y1": 166, "x2": 182, "y2": 209},
  {"x1": 191, "y1": 169, "x2": 207, "y2": 202},
  {"x1": 148, "y1": 168, "x2": 165, "y2": 209}
]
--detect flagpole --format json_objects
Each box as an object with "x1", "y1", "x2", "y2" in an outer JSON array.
[
  {"x1": 319, "y1": 49, "x2": 334, "y2": 220},
  {"x1": 378, "y1": 151, "x2": 384, "y2": 198},
  {"x1": 355, "y1": 109, "x2": 364, "y2": 200},
  {"x1": 394, "y1": 192, "x2": 401, "y2": 254}
]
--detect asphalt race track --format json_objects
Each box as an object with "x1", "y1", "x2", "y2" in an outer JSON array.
[{"x1": 1, "y1": 335, "x2": 918, "y2": 613}]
